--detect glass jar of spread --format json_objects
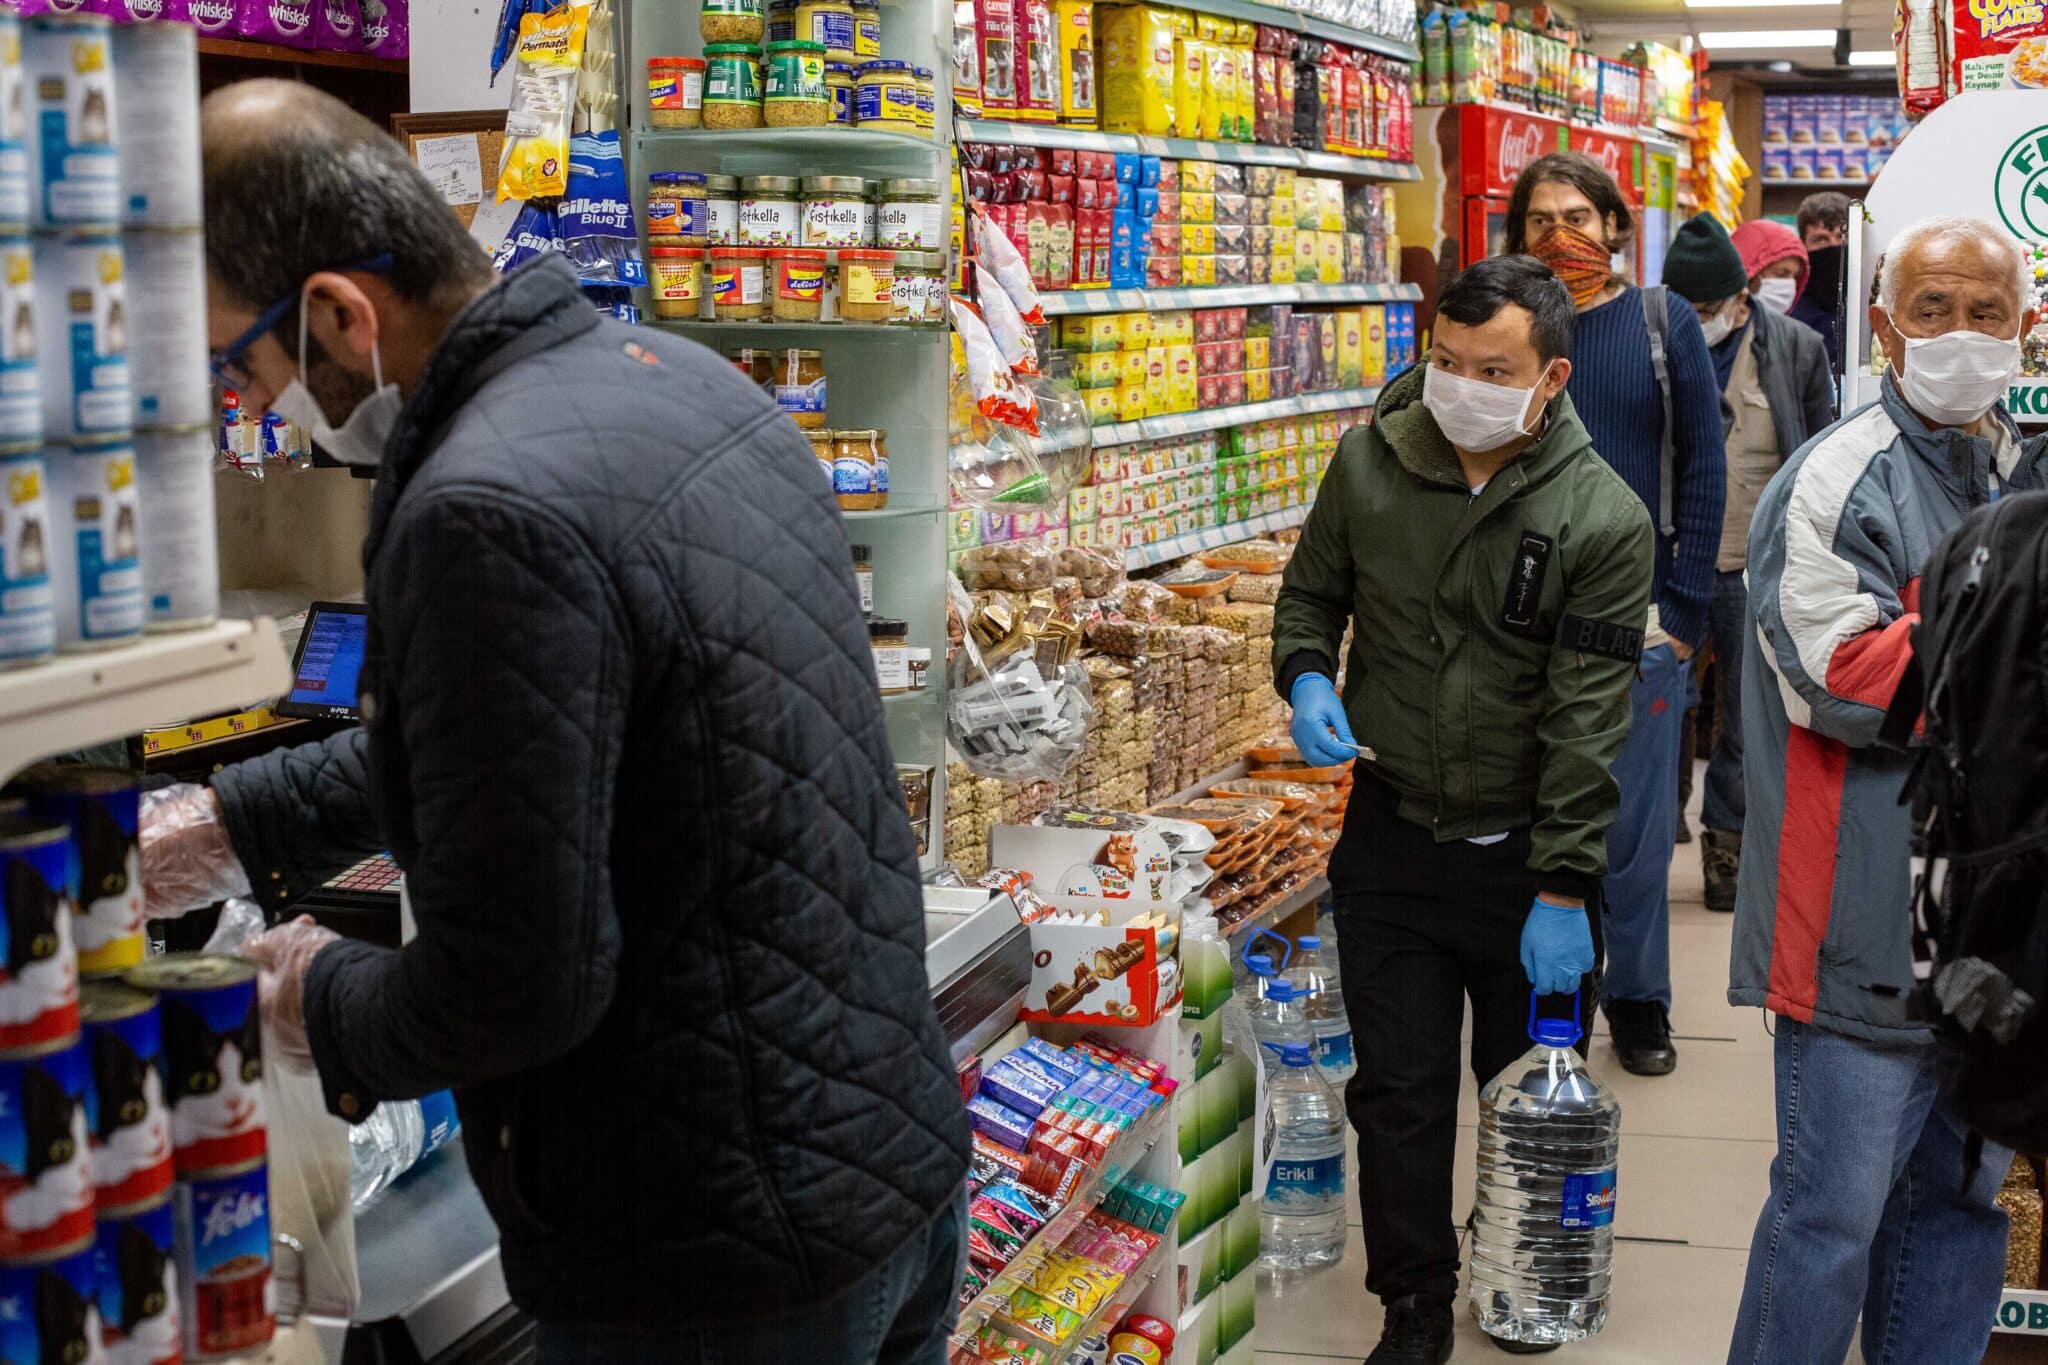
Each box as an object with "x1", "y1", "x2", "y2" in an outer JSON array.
[
  {"x1": 647, "y1": 57, "x2": 706, "y2": 127},
  {"x1": 770, "y1": 248, "x2": 828, "y2": 321},
  {"x1": 764, "y1": 39, "x2": 830, "y2": 127},
  {"x1": 876, "y1": 178, "x2": 941, "y2": 249},
  {"x1": 730, "y1": 346, "x2": 776, "y2": 390},
  {"x1": 648, "y1": 248, "x2": 705, "y2": 319},
  {"x1": 704, "y1": 174, "x2": 740, "y2": 245},
  {"x1": 738, "y1": 175, "x2": 801, "y2": 246},
  {"x1": 700, "y1": 0, "x2": 764, "y2": 43},
  {"x1": 850, "y1": 543, "x2": 874, "y2": 612},
  {"x1": 855, "y1": 60, "x2": 920, "y2": 132},
  {"x1": 801, "y1": 175, "x2": 871, "y2": 247},
  {"x1": 766, "y1": 0, "x2": 796, "y2": 43},
  {"x1": 869, "y1": 617, "x2": 910, "y2": 693},
  {"x1": 794, "y1": 0, "x2": 856, "y2": 62},
  {"x1": 825, "y1": 63, "x2": 857, "y2": 124},
  {"x1": 703, "y1": 43, "x2": 764, "y2": 128},
  {"x1": 891, "y1": 249, "x2": 945, "y2": 324},
  {"x1": 772, "y1": 347, "x2": 828, "y2": 427},
  {"x1": 913, "y1": 66, "x2": 935, "y2": 132},
  {"x1": 851, "y1": 0, "x2": 881, "y2": 59},
  {"x1": 842, "y1": 428, "x2": 888, "y2": 505},
  {"x1": 807, "y1": 428, "x2": 837, "y2": 485},
  {"x1": 834, "y1": 431, "x2": 879, "y2": 510},
  {"x1": 836, "y1": 249, "x2": 895, "y2": 323},
  {"x1": 646, "y1": 171, "x2": 707, "y2": 246},
  {"x1": 710, "y1": 246, "x2": 769, "y2": 321}
]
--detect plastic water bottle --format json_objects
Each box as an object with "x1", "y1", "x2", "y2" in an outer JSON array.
[
  {"x1": 1259, "y1": 1041, "x2": 1347, "y2": 1270},
  {"x1": 1235, "y1": 952, "x2": 1279, "y2": 1012},
  {"x1": 349, "y1": 1090, "x2": 462, "y2": 1211},
  {"x1": 1468, "y1": 993, "x2": 1621, "y2": 1347},
  {"x1": 1250, "y1": 978, "x2": 1313, "y2": 1077},
  {"x1": 1289, "y1": 935, "x2": 1355, "y2": 1085}
]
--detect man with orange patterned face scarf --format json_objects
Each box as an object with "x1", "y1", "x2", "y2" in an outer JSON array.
[{"x1": 1503, "y1": 152, "x2": 1728, "y2": 1080}]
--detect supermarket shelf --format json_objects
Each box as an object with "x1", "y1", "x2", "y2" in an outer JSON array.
[
  {"x1": 844, "y1": 501, "x2": 947, "y2": 519},
  {"x1": 1223, "y1": 873, "x2": 1331, "y2": 940},
  {"x1": 954, "y1": 1096, "x2": 1172, "y2": 1349},
  {"x1": 1042, "y1": 281, "x2": 1420, "y2": 316},
  {"x1": 648, "y1": 318, "x2": 947, "y2": 339},
  {"x1": 1996, "y1": 1287, "x2": 2048, "y2": 1335},
  {"x1": 1762, "y1": 178, "x2": 1872, "y2": 189},
  {"x1": 0, "y1": 619, "x2": 291, "y2": 786},
  {"x1": 633, "y1": 124, "x2": 941, "y2": 172},
  {"x1": 1091, "y1": 385, "x2": 1379, "y2": 450},
  {"x1": 1295, "y1": 12, "x2": 1418, "y2": 58},
  {"x1": 195, "y1": 37, "x2": 406, "y2": 72},
  {"x1": 956, "y1": 118, "x2": 1420, "y2": 180},
  {"x1": 1125, "y1": 502, "x2": 1311, "y2": 569}
]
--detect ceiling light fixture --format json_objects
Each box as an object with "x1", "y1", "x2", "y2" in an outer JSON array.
[
  {"x1": 1846, "y1": 48, "x2": 1895, "y2": 64},
  {"x1": 1686, "y1": 0, "x2": 1839, "y2": 9},
  {"x1": 1696, "y1": 28, "x2": 1838, "y2": 46}
]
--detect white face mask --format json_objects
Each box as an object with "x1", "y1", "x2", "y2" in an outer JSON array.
[
  {"x1": 1698, "y1": 311, "x2": 1735, "y2": 347},
  {"x1": 1885, "y1": 316, "x2": 2023, "y2": 427},
  {"x1": 1754, "y1": 277, "x2": 1798, "y2": 314},
  {"x1": 1422, "y1": 362, "x2": 1550, "y2": 454},
  {"x1": 266, "y1": 284, "x2": 401, "y2": 468}
]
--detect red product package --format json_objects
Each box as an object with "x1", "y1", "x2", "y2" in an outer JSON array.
[
  {"x1": 1195, "y1": 309, "x2": 1222, "y2": 342},
  {"x1": 1076, "y1": 176, "x2": 1101, "y2": 211},
  {"x1": 1050, "y1": 146, "x2": 1077, "y2": 176},
  {"x1": 1223, "y1": 371, "x2": 1247, "y2": 406},
  {"x1": 1088, "y1": 207, "x2": 1114, "y2": 282},
  {"x1": 1154, "y1": 186, "x2": 1180, "y2": 221},
  {"x1": 1150, "y1": 221, "x2": 1181, "y2": 256},
  {"x1": 1047, "y1": 172, "x2": 1075, "y2": 204},
  {"x1": 1024, "y1": 200, "x2": 1053, "y2": 288},
  {"x1": 1197, "y1": 340, "x2": 1223, "y2": 375},
  {"x1": 1016, "y1": 167, "x2": 1049, "y2": 201},
  {"x1": 977, "y1": 0, "x2": 1018, "y2": 113},
  {"x1": 1319, "y1": 47, "x2": 1345, "y2": 152},
  {"x1": 966, "y1": 166, "x2": 996, "y2": 205},
  {"x1": 1343, "y1": 61, "x2": 1367, "y2": 155},
  {"x1": 1221, "y1": 337, "x2": 1246, "y2": 372},
  {"x1": 1148, "y1": 253, "x2": 1182, "y2": 287},
  {"x1": 1198, "y1": 374, "x2": 1222, "y2": 408},
  {"x1": 1220, "y1": 306, "x2": 1246, "y2": 339},
  {"x1": 1047, "y1": 204, "x2": 1075, "y2": 288},
  {"x1": 1255, "y1": 49, "x2": 1280, "y2": 144},
  {"x1": 1014, "y1": 0, "x2": 1058, "y2": 121}
]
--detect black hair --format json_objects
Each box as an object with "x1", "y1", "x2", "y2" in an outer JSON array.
[
  {"x1": 1797, "y1": 191, "x2": 1852, "y2": 240},
  {"x1": 202, "y1": 80, "x2": 494, "y2": 321},
  {"x1": 1503, "y1": 151, "x2": 1635, "y2": 256},
  {"x1": 1436, "y1": 256, "x2": 1575, "y2": 363}
]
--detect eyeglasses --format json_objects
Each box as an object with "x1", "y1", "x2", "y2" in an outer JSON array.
[{"x1": 210, "y1": 254, "x2": 395, "y2": 390}]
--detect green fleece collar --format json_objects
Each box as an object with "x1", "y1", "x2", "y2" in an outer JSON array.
[{"x1": 1373, "y1": 359, "x2": 1596, "y2": 492}]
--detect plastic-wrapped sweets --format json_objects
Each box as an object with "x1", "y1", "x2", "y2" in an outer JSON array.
[{"x1": 949, "y1": 655, "x2": 1094, "y2": 782}]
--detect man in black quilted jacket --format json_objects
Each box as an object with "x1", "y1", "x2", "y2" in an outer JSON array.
[{"x1": 143, "y1": 80, "x2": 969, "y2": 1361}]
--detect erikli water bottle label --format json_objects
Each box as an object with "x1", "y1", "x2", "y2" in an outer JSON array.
[
  {"x1": 1559, "y1": 1169, "x2": 1617, "y2": 1229},
  {"x1": 1268, "y1": 1153, "x2": 1342, "y2": 1208},
  {"x1": 1315, "y1": 1029, "x2": 1354, "y2": 1073}
]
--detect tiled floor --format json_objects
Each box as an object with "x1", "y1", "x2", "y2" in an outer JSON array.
[{"x1": 1255, "y1": 775, "x2": 2048, "y2": 1365}]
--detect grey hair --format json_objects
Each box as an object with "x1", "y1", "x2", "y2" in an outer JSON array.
[
  {"x1": 1877, "y1": 215, "x2": 2031, "y2": 313},
  {"x1": 201, "y1": 80, "x2": 495, "y2": 319}
]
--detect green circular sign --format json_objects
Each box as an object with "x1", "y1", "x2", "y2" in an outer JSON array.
[{"x1": 1994, "y1": 125, "x2": 2048, "y2": 239}]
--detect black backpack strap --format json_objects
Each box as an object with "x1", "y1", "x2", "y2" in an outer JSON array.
[
  {"x1": 1879, "y1": 640, "x2": 1926, "y2": 749},
  {"x1": 1642, "y1": 284, "x2": 1677, "y2": 539}
]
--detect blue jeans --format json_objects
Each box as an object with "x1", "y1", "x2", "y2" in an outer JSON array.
[
  {"x1": 1702, "y1": 571, "x2": 1748, "y2": 835},
  {"x1": 1728, "y1": 1020, "x2": 2011, "y2": 1365},
  {"x1": 1601, "y1": 642, "x2": 1685, "y2": 1007},
  {"x1": 533, "y1": 1189, "x2": 968, "y2": 1364}
]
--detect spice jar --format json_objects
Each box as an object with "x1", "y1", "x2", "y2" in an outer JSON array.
[
  {"x1": 771, "y1": 347, "x2": 828, "y2": 426},
  {"x1": 876, "y1": 178, "x2": 941, "y2": 249},
  {"x1": 647, "y1": 171, "x2": 708, "y2": 246},
  {"x1": 700, "y1": 0, "x2": 763, "y2": 43},
  {"x1": 834, "y1": 431, "x2": 880, "y2": 510},
  {"x1": 710, "y1": 246, "x2": 769, "y2": 321},
  {"x1": 738, "y1": 175, "x2": 801, "y2": 246},
  {"x1": 825, "y1": 63, "x2": 857, "y2": 124},
  {"x1": 703, "y1": 43, "x2": 764, "y2": 128},
  {"x1": 807, "y1": 428, "x2": 837, "y2": 485},
  {"x1": 855, "y1": 60, "x2": 920, "y2": 132},
  {"x1": 794, "y1": 0, "x2": 856, "y2": 62},
  {"x1": 850, "y1": 543, "x2": 874, "y2": 612},
  {"x1": 766, "y1": 0, "x2": 796, "y2": 42},
  {"x1": 801, "y1": 175, "x2": 871, "y2": 247},
  {"x1": 851, "y1": 0, "x2": 881, "y2": 59},
  {"x1": 647, "y1": 57, "x2": 706, "y2": 127},
  {"x1": 764, "y1": 39, "x2": 830, "y2": 127},
  {"x1": 648, "y1": 248, "x2": 705, "y2": 319},
  {"x1": 869, "y1": 618, "x2": 910, "y2": 693},
  {"x1": 836, "y1": 248, "x2": 896, "y2": 323},
  {"x1": 913, "y1": 66, "x2": 935, "y2": 133},
  {"x1": 705, "y1": 174, "x2": 740, "y2": 245},
  {"x1": 771, "y1": 248, "x2": 828, "y2": 321}
]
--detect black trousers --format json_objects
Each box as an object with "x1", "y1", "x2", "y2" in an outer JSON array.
[{"x1": 1327, "y1": 778, "x2": 1603, "y2": 1306}]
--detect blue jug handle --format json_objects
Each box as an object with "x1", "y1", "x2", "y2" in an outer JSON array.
[
  {"x1": 1241, "y1": 926, "x2": 1293, "y2": 972},
  {"x1": 1526, "y1": 988, "x2": 1584, "y2": 1046}
]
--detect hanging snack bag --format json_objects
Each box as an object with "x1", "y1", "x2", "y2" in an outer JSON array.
[
  {"x1": 973, "y1": 210, "x2": 1045, "y2": 322},
  {"x1": 495, "y1": 0, "x2": 591, "y2": 203},
  {"x1": 979, "y1": 270, "x2": 1039, "y2": 375},
  {"x1": 952, "y1": 296, "x2": 1039, "y2": 434}
]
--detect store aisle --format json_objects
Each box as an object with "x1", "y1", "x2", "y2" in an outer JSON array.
[{"x1": 1254, "y1": 772, "x2": 2048, "y2": 1365}]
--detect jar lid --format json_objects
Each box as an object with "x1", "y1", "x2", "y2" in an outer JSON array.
[
  {"x1": 826, "y1": 62, "x2": 857, "y2": 75},
  {"x1": 837, "y1": 248, "x2": 895, "y2": 262},
  {"x1": 710, "y1": 246, "x2": 771, "y2": 259},
  {"x1": 703, "y1": 41, "x2": 762, "y2": 54},
  {"x1": 766, "y1": 38, "x2": 826, "y2": 52},
  {"x1": 650, "y1": 170, "x2": 708, "y2": 186},
  {"x1": 913, "y1": 65, "x2": 934, "y2": 79},
  {"x1": 704, "y1": 173, "x2": 740, "y2": 192},
  {"x1": 850, "y1": 0, "x2": 877, "y2": 8},
  {"x1": 868, "y1": 617, "x2": 909, "y2": 638},
  {"x1": 649, "y1": 55, "x2": 706, "y2": 68},
  {"x1": 850, "y1": 543, "x2": 872, "y2": 559},
  {"x1": 909, "y1": 250, "x2": 947, "y2": 268},
  {"x1": 789, "y1": 348, "x2": 824, "y2": 358},
  {"x1": 804, "y1": 174, "x2": 868, "y2": 194},
  {"x1": 892, "y1": 249, "x2": 924, "y2": 265},
  {"x1": 768, "y1": 0, "x2": 795, "y2": 8},
  {"x1": 879, "y1": 177, "x2": 940, "y2": 196},
  {"x1": 742, "y1": 174, "x2": 802, "y2": 193},
  {"x1": 648, "y1": 246, "x2": 706, "y2": 257},
  {"x1": 774, "y1": 248, "x2": 829, "y2": 263},
  {"x1": 858, "y1": 58, "x2": 910, "y2": 74}
]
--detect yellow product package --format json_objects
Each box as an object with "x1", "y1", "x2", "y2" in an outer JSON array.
[
  {"x1": 1293, "y1": 180, "x2": 1321, "y2": 229},
  {"x1": 1174, "y1": 34, "x2": 1207, "y2": 139},
  {"x1": 1119, "y1": 348, "x2": 1149, "y2": 387},
  {"x1": 1117, "y1": 309, "x2": 1153, "y2": 349},
  {"x1": 1337, "y1": 309, "x2": 1363, "y2": 387},
  {"x1": 1099, "y1": 4, "x2": 1176, "y2": 135},
  {"x1": 1202, "y1": 37, "x2": 1231, "y2": 140},
  {"x1": 1270, "y1": 243, "x2": 1294, "y2": 284},
  {"x1": 1361, "y1": 303, "x2": 1386, "y2": 387},
  {"x1": 1318, "y1": 229, "x2": 1343, "y2": 282},
  {"x1": 1319, "y1": 177, "x2": 1346, "y2": 232},
  {"x1": 1168, "y1": 343, "x2": 1198, "y2": 409},
  {"x1": 1055, "y1": 0, "x2": 1097, "y2": 125},
  {"x1": 1294, "y1": 228, "x2": 1319, "y2": 279},
  {"x1": 1116, "y1": 380, "x2": 1148, "y2": 422},
  {"x1": 1063, "y1": 314, "x2": 1122, "y2": 351},
  {"x1": 495, "y1": 0, "x2": 592, "y2": 202},
  {"x1": 1182, "y1": 252, "x2": 1216, "y2": 287},
  {"x1": 1230, "y1": 27, "x2": 1255, "y2": 142},
  {"x1": 1152, "y1": 308, "x2": 1193, "y2": 342}
]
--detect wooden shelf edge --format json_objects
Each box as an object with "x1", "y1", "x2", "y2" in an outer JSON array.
[{"x1": 197, "y1": 36, "x2": 407, "y2": 73}]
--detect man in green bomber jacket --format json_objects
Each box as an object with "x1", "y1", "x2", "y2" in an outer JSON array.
[{"x1": 1272, "y1": 256, "x2": 1653, "y2": 1364}]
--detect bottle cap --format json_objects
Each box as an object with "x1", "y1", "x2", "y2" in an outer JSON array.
[
  {"x1": 1266, "y1": 980, "x2": 1295, "y2": 1002},
  {"x1": 1263, "y1": 1041, "x2": 1315, "y2": 1067},
  {"x1": 1298, "y1": 935, "x2": 1321, "y2": 951},
  {"x1": 1245, "y1": 953, "x2": 1273, "y2": 975}
]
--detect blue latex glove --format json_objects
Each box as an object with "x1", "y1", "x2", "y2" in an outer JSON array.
[
  {"x1": 1289, "y1": 673, "x2": 1358, "y2": 768},
  {"x1": 1520, "y1": 896, "x2": 1595, "y2": 996}
]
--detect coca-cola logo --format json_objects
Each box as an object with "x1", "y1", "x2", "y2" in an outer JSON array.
[
  {"x1": 1498, "y1": 122, "x2": 1550, "y2": 180},
  {"x1": 1585, "y1": 141, "x2": 1625, "y2": 179}
]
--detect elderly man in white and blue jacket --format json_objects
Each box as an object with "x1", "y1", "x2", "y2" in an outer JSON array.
[{"x1": 1727, "y1": 215, "x2": 2044, "y2": 1365}]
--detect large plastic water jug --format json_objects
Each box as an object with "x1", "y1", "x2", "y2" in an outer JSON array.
[
  {"x1": 1467, "y1": 993, "x2": 1620, "y2": 1347},
  {"x1": 1289, "y1": 933, "x2": 1354, "y2": 1084},
  {"x1": 1258, "y1": 1041, "x2": 1347, "y2": 1270}
]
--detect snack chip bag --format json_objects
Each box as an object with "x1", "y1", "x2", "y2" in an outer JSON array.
[
  {"x1": 979, "y1": 271, "x2": 1040, "y2": 375},
  {"x1": 975, "y1": 209, "x2": 1047, "y2": 323},
  {"x1": 952, "y1": 296, "x2": 1041, "y2": 435}
]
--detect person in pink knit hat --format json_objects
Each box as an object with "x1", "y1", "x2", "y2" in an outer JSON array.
[{"x1": 1730, "y1": 219, "x2": 1811, "y2": 319}]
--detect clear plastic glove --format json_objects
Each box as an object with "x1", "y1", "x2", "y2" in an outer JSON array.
[
  {"x1": 245, "y1": 915, "x2": 340, "y2": 1073},
  {"x1": 1520, "y1": 896, "x2": 1595, "y2": 996},
  {"x1": 1288, "y1": 673, "x2": 1358, "y2": 768},
  {"x1": 139, "y1": 784, "x2": 252, "y2": 920}
]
